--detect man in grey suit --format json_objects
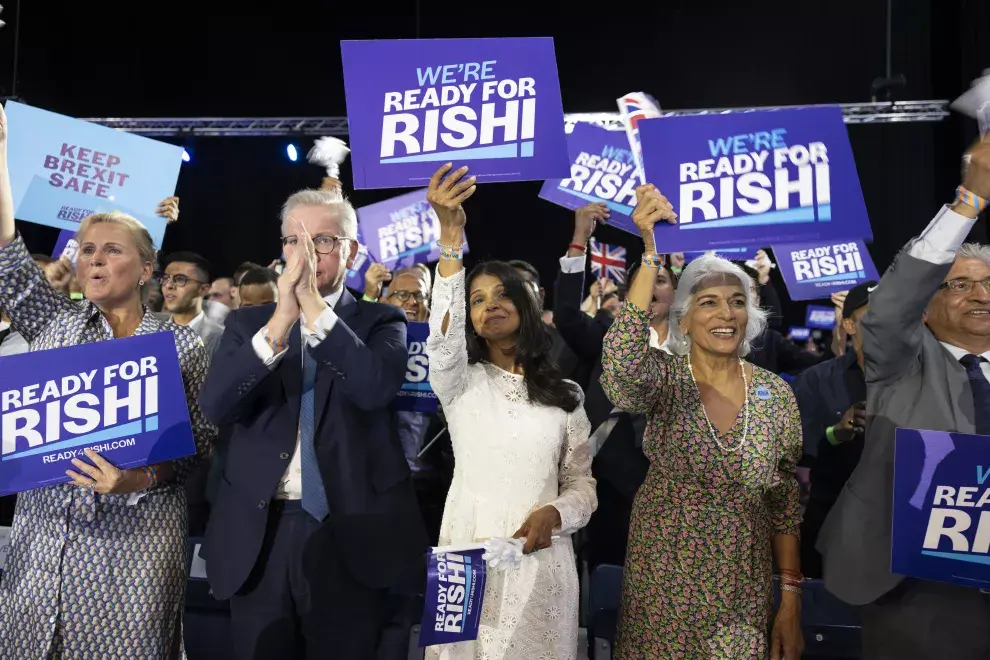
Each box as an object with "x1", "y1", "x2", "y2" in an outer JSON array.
[{"x1": 818, "y1": 140, "x2": 990, "y2": 659}]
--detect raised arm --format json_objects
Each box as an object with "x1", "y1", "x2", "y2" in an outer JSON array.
[
  {"x1": 600, "y1": 184, "x2": 677, "y2": 414},
  {"x1": 0, "y1": 105, "x2": 75, "y2": 341},
  {"x1": 554, "y1": 203, "x2": 612, "y2": 360},
  {"x1": 424, "y1": 163, "x2": 476, "y2": 407},
  {"x1": 547, "y1": 395, "x2": 597, "y2": 536},
  {"x1": 863, "y1": 143, "x2": 989, "y2": 383}
]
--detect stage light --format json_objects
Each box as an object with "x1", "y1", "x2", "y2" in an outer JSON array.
[
  {"x1": 182, "y1": 149, "x2": 191, "y2": 162},
  {"x1": 287, "y1": 144, "x2": 298, "y2": 162}
]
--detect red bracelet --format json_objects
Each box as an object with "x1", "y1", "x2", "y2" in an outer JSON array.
[{"x1": 568, "y1": 243, "x2": 587, "y2": 253}]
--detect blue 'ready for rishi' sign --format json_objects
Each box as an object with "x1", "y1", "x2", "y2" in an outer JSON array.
[
  {"x1": 638, "y1": 106, "x2": 872, "y2": 253},
  {"x1": 892, "y1": 428, "x2": 990, "y2": 589},
  {"x1": 0, "y1": 332, "x2": 195, "y2": 496},
  {"x1": 341, "y1": 38, "x2": 571, "y2": 189}
]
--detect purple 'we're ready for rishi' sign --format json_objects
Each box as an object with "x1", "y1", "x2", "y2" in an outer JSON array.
[{"x1": 340, "y1": 38, "x2": 571, "y2": 190}]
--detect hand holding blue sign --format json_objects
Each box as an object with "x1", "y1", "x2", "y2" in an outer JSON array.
[
  {"x1": 427, "y1": 164, "x2": 476, "y2": 232},
  {"x1": 66, "y1": 447, "x2": 151, "y2": 494},
  {"x1": 574, "y1": 202, "x2": 609, "y2": 242},
  {"x1": 631, "y1": 184, "x2": 677, "y2": 253},
  {"x1": 427, "y1": 164, "x2": 476, "y2": 279}
]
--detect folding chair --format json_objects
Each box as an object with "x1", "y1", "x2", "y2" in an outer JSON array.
[
  {"x1": 774, "y1": 576, "x2": 862, "y2": 659},
  {"x1": 587, "y1": 564, "x2": 623, "y2": 660}
]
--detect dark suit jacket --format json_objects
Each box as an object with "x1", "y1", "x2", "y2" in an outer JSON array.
[
  {"x1": 553, "y1": 268, "x2": 617, "y2": 429},
  {"x1": 198, "y1": 290, "x2": 428, "y2": 600}
]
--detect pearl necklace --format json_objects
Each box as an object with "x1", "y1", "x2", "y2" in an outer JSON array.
[{"x1": 687, "y1": 354, "x2": 750, "y2": 453}]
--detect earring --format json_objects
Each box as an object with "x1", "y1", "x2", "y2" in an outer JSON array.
[{"x1": 139, "y1": 280, "x2": 145, "y2": 286}]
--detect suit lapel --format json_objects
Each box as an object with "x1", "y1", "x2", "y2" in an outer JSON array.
[
  {"x1": 280, "y1": 320, "x2": 304, "y2": 424},
  {"x1": 313, "y1": 289, "x2": 358, "y2": 426}
]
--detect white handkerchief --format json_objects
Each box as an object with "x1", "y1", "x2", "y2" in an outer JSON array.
[{"x1": 951, "y1": 74, "x2": 990, "y2": 135}]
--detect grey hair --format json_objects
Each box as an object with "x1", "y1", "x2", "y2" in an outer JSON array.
[
  {"x1": 957, "y1": 242, "x2": 990, "y2": 266},
  {"x1": 666, "y1": 254, "x2": 767, "y2": 357},
  {"x1": 392, "y1": 265, "x2": 430, "y2": 289},
  {"x1": 280, "y1": 188, "x2": 359, "y2": 244}
]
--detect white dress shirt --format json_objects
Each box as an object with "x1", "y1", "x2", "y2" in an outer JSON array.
[
  {"x1": 250, "y1": 289, "x2": 343, "y2": 500},
  {"x1": 907, "y1": 204, "x2": 990, "y2": 381},
  {"x1": 167, "y1": 310, "x2": 208, "y2": 335}
]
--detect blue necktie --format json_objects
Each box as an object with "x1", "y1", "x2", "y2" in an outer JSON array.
[
  {"x1": 960, "y1": 354, "x2": 990, "y2": 436},
  {"x1": 300, "y1": 348, "x2": 330, "y2": 521}
]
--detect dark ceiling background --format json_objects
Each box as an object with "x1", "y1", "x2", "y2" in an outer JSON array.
[{"x1": 1, "y1": 0, "x2": 988, "y2": 327}]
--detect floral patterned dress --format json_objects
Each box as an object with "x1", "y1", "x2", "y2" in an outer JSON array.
[
  {"x1": 0, "y1": 236, "x2": 216, "y2": 659},
  {"x1": 425, "y1": 268, "x2": 598, "y2": 660},
  {"x1": 600, "y1": 305, "x2": 802, "y2": 659}
]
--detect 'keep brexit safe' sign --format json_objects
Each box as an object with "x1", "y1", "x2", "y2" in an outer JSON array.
[
  {"x1": 0, "y1": 332, "x2": 196, "y2": 496},
  {"x1": 341, "y1": 38, "x2": 571, "y2": 189},
  {"x1": 637, "y1": 106, "x2": 872, "y2": 253}
]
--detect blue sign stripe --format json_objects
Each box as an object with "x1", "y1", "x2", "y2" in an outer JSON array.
[
  {"x1": 402, "y1": 382, "x2": 434, "y2": 392},
  {"x1": 554, "y1": 186, "x2": 634, "y2": 215},
  {"x1": 383, "y1": 244, "x2": 433, "y2": 262},
  {"x1": 798, "y1": 270, "x2": 866, "y2": 284},
  {"x1": 679, "y1": 206, "x2": 820, "y2": 231},
  {"x1": 4, "y1": 419, "x2": 145, "y2": 461},
  {"x1": 921, "y1": 550, "x2": 990, "y2": 567},
  {"x1": 381, "y1": 143, "x2": 518, "y2": 164}
]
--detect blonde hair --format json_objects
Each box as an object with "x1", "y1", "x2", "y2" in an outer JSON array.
[{"x1": 75, "y1": 211, "x2": 157, "y2": 268}]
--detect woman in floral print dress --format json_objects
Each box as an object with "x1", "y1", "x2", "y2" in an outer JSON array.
[
  {"x1": 600, "y1": 184, "x2": 804, "y2": 659},
  {"x1": 0, "y1": 105, "x2": 215, "y2": 659}
]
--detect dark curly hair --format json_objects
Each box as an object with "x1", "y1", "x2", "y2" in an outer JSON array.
[{"x1": 464, "y1": 261, "x2": 581, "y2": 413}]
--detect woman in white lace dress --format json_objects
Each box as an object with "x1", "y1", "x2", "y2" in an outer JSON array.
[{"x1": 423, "y1": 164, "x2": 597, "y2": 660}]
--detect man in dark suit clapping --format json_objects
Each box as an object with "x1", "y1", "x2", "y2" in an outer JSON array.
[{"x1": 199, "y1": 187, "x2": 427, "y2": 660}]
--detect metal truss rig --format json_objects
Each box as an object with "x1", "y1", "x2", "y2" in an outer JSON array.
[{"x1": 82, "y1": 100, "x2": 950, "y2": 138}]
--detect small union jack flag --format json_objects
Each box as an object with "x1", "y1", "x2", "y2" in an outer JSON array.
[{"x1": 589, "y1": 238, "x2": 627, "y2": 283}]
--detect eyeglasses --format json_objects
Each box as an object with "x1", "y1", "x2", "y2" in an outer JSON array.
[
  {"x1": 938, "y1": 277, "x2": 990, "y2": 294},
  {"x1": 157, "y1": 273, "x2": 206, "y2": 288},
  {"x1": 388, "y1": 290, "x2": 427, "y2": 304},
  {"x1": 280, "y1": 235, "x2": 353, "y2": 255}
]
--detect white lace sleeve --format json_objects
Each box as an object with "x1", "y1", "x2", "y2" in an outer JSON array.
[
  {"x1": 548, "y1": 392, "x2": 597, "y2": 536},
  {"x1": 426, "y1": 267, "x2": 469, "y2": 407}
]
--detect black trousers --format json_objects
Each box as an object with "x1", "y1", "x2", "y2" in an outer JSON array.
[
  {"x1": 861, "y1": 579, "x2": 990, "y2": 660},
  {"x1": 229, "y1": 501, "x2": 388, "y2": 660}
]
